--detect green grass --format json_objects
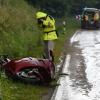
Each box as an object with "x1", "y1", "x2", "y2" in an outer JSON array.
[
  {"x1": 0, "y1": 0, "x2": 80, "y2": 99},
  {"x1": 55, "y1": 17, "x2": 80, "y2": 62},
  {"x1": 0, "y1": 73, "x2": 50, "y2": 100},
  {"x1": 0, "y1": 18, "x2": 79, "y2": 100}
]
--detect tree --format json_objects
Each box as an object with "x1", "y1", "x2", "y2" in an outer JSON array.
[{"x1": 25, "y1": 0, "x2": 100, "y2": 17}]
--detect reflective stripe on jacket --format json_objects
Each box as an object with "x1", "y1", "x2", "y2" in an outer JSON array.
[{"x1": 42, "y1": 31, "x2": 58, "y2": 40}]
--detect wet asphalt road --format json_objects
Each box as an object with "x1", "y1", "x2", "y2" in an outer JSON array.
[{"x1": 51, "y1": 30, "x2": 100, "y2": 100}]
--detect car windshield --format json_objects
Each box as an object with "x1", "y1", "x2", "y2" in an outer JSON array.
[
  {"x1": 83, "y1": 10, "x2": 99, "y2": 19},
  {"x1": 84, "y1": 11, "x2": 95, "y2": 16}
]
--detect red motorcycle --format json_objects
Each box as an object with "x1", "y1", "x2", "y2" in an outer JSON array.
[{"x1": 0, "y1": 55, "x2": 55, "y2": 84}]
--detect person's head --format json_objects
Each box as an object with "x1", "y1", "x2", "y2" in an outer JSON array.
[{"x1": 36, "y1": 12, "x2": 47, "y2": 24}]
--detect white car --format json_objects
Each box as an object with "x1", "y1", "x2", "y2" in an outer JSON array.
[{"x1": 81, "y1": 8, "x2": 100, "y2": 29}]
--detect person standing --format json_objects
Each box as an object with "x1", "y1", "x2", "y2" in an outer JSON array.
[{"x1": 36, "y1": 11, "x2": 58, "y2": 62}]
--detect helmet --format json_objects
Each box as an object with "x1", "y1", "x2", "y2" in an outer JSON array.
[{"x1": 36, "y1": 12, "x2": 47, "y2": 19}]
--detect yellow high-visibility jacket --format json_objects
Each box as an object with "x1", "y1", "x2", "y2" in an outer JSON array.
[
  {"x1": 36, "y1": 12, "x2": 58, "y2": 40},
  {"x1": 42, "y1": 15, "x2": 58, "y2": 40}
]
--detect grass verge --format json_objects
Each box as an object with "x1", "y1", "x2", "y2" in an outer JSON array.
[{"x1": 0, "y1": 3, "x2": 80, "y2": 99}]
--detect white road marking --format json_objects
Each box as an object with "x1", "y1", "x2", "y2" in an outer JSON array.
[{"x1": 51, "y1": 55, "x2": 71, "y2": 100}]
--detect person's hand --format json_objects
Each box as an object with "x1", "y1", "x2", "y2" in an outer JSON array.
[
  {"x1": 38, "y1": 19, "x2": 43, "y2": 24},
  {"x1": 48, "y1": 22, "x2": 53, "y2": 28}
]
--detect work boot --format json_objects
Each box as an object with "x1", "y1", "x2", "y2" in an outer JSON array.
[{"x1": 50, "y1": 50, "x2": 54, "y2": 62}]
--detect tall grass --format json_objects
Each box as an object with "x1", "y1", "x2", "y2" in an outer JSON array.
[
  {"x1": 0, "y1": 0, "x2": 49, "y2": 100},
  {"x1": 0, "y1": 0, "x2": 42, "y2": 58}
]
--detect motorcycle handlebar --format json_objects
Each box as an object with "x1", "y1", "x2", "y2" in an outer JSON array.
[
  {"x1": 0, "y1": 55, "x2": 11, "y2": 71},
  {"x1": 0, "y1": 55, "x2": 9, "y2": 65}
]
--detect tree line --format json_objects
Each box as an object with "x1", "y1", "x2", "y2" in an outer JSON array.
[{"x1": 26, "y1": 0, "x2": 100, "y2": 17}]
